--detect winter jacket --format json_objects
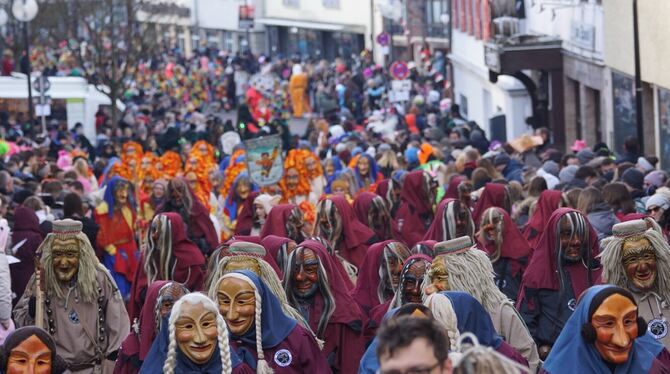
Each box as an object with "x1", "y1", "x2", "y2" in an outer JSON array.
[{"x1": 587, "y1": 204, "x2": 619, "y2": 241}]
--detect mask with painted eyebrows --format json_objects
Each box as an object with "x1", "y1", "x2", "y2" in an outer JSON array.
[{"x1": 292, "y1": 247, "x2": 320, "y2": 299}]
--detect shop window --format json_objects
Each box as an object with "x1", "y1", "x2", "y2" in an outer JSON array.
[{"x1": 657, "y1": 87, "x2": 670, "y2": 170}]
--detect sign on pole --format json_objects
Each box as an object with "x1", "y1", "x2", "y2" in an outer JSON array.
[
  {"x1": 245, "y1": 135, "x2": 284, "y2": 187},
  {"x1": 238, "y1": 5, "x2": 255, "y2": 30},
  {"x1": 389, "y1": 60, "x2": 409, "y2": 80}
]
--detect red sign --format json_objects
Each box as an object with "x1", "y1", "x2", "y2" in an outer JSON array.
[{"x1": 389, "y1": 61, "x2": 409, "y2": 80}]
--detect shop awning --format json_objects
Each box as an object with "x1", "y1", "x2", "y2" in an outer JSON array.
[{"x1": 256, "y1": 17, "x2": 365, "y2": 34}]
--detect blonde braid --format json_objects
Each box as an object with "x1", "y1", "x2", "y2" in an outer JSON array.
[
  {"x1": 217, "y1": 314, "x2": 233, "y2": 374},
  {"x1": 254, "y1": 288, "x2": 274, "y2": 374},
  {"x1": 163, "y1": 319, "x2": 178, "y2": 374},
  {"x1": 424, "y1": 293, "x2": 460, "y2": 345}
]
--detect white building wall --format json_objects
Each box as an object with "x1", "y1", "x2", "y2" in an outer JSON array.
[
  {"x1": 450, "y1": 27, "x2": 531, "y2": 141},
  {"x1": 263, "y1": 0, "x2": 373, "y2": 49}
]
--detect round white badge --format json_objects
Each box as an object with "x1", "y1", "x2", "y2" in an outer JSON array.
[{"x1": 274, "y1": 349, "x2": 292, "y2": 367}]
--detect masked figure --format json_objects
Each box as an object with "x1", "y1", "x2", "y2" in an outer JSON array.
[
  {"x1": 128, "y1": 213, "x2": 206, "y2": 321},
  {"x1": 395, "y1": 170, "x2": 436, "y2": 247},
  {"x1": 116, "y1": 282, "x2": 189, "y2": 374},
  {"x1": 14, "y1": 219, "x2": 130, "y2": 373},
  {"x1": 140, "y1": 293, "x2": 248, "y2": 374},
  {"x1": 95, "y1": 176, "x2": 138, "y2": 299},
  {"x1": 352, "y1": 240, "x2": 411, "y2": 316},
  {"x1": 260, "y1": 235, "x2": 296, "y2": 276},
  {"x1": 424, "y1": 292, "x2": 529, "y2": 368},
  {"x1": 207, "y1": 241, "x2": 310, "y2": 332},
  {"x1": 523, "y1": 189, "x2": 565, "y2": 249},
  {"x1": 353, "y1": 192, "x2": 399, "y2": 241},
  {"x1": 280, "y1": 150, "x2": 312, "y2": 206},
  {"x1": 471, "y1": 183, "x2": 511, "y2": 228},
  {"x1": 600, "y1": 219, "x2": 670, "y2": 349},
  {"x1": 283, "y1": 240, "x2": 366, "y2": 374},
  {"x1": 426, "y1": 236, "x2": 540, "y2": 372},
  {"x1": 314, "y1": 195, "x2": 376, "y2": 269},
  {"x1": 423, "y1": 198, "x2": 475, "y2": 242},
  {"x1": 0, "y1": 327, "x2": 67, "y2": 374},
  {"x1": 366, "y1": 255, "x2": 433, "y2": 344},
  {"x1": 375, "y1": 170, "x2": 407, "y2": 219},
  {"x1": 250, "y1": 194, "x2": 280, "y2": 236},
  {"x1": 303, "y1": 151, "x2": 326, "y2": 204},
  {"x1": 477, "y1": 207, "x2": 532, "y2": 301},
  {"x1": 304, "y1": 235, "x2": 356, "y2": 291},
  {"x1": 544, "y1": 285, "x2": 670, "y2": 373},
  {"x1": 159, "y1": 177, "x2": 218, "y2": 255},
  {"x1": 210, "y1": 271, "x2": 329, "y2": 373},
  {"x1": 353, "y1": 154, "x2": 381, "y2": 193},
  {"x1": 259, "y1": 204, "x2": 307, "y2": 244},
  {"x1": 222, "y1": 173, "x2": 256, "y2": 240},
  {"x1": 517, "y1": 208, "x2": 601, "y2": 360},
  {"x1": 138, "y1": 179, "x2": 167, "y2": 238}
]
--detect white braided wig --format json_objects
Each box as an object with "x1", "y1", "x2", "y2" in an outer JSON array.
[
  {"x1": 425, "y1": 247, "x2": 509, "y2": 316},
  {"x1": 163, "y1": 292, "x2": 232, "y2": 374}
]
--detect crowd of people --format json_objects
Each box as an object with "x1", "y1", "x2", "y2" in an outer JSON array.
[{"x1": 0, "y1": 45, "x2": 668, "y2": 374}]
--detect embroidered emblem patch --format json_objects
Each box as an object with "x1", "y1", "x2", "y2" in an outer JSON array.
[
  {"x1": 68, "y1": 310, "x2": 80, "y2": 324},
  {"x1": 649, "y1": 318, "x2": 669, "y2": 340},
  {"x1": 274, "y1": 349, "x2": 292, "y2": 367},
  {"x1": 567, "y1": 298, "x2": 577, "y2": 312}
]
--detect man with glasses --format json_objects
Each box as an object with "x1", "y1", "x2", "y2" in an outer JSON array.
[{"x1": 377, "y1": 315, "x2": 452, "y2": 374}]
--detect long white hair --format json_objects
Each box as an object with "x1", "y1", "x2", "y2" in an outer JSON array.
[{"x1": 163, "y1": 293, "x2": 232, "y2": 374}]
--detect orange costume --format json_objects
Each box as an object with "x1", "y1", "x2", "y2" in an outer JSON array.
[
  {"x1": 289, "y1": 64, "x2": 310, "y2": 117},
  {"x1": 159, "y1": 151, "x2": 183, "y2": 178}
]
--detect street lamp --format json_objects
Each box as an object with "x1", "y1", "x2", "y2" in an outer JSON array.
[{"x1": 12, "y1": 0, "x2": 38, "y2": 130}]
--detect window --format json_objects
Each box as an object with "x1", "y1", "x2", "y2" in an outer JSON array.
[
  {"x1": 284, "y1": 0, "x2": 299, "y2": 7},
  {"x1": 459, "y1": 94, "x2": 469, "y2": 117},
  {"x1": 657, "y1": 87, "x2": 670, "y2": 170},
  {"x1": 425, "y1": 0, "x2": 449, "y2": 38},
  {"x1": 323, "y1": 0, "x2": 339, "y2": 8}
]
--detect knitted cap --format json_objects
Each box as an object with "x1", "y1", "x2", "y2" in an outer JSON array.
[
  {"x1": 226, "y1": 241, "x2": 266, "y2": 257},
  {"x1": 622, "y1": 168, "x2": 644, "y2": 191},
  {"x1": 434, "y1": 236, "x2": 473, "y2": 256},
  {"x1": 612, "y1": 219, "x2": 648, "y2": 238},
  {"x1": 542, "y1": 160, "x2": 560, "y2": 177},
  {"x1": 559, "y1": 165, "x2": 578, "y2": 183},
  {"x1": 645, "y1": 194, "x2": 670, "y2": 211},
  {"x1": 576, "y1": 149, "x2": 595, "y2": 165},
  {"x1": 51, "y1": 219, "x2": 83, "y2": 239}
]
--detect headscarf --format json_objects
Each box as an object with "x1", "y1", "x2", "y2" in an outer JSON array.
[
  {"x1": 544, "y1": 285, "x2": 664, "y2": 374},
  {"x1": 520, "y1": 208, "x2": 601, "y2": 299},
  {"x1": 471, "y1": 183, "x2": 508, "y2": 226},
  {"x1": 216, "y1": 270, "x2": 297, "y2": 348},
  {"x1": 523, "y1": 189, "x2": 564, "y2": 248},
  {"x1": 353, "y1": 153, "x2": 379, "y2": 190},
  {"x1": 441, "y1": 291, "x2": 503, "y2": 348},
  {"x1": 260, "y1": 235, "x2": 292, "y2": 272}
]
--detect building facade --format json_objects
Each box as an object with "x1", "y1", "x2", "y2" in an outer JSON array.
[{"x1": 604, "y1": 0, "x2": 668, "y2": 168}]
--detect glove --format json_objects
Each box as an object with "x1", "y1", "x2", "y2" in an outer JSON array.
[{"x1": 105, "y1": 245, "x2": 117, "y2": 256}]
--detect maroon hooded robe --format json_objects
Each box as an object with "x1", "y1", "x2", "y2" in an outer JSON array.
[
  {"x1": 523, "y1": 189, "x2": 564, "y2": 250},
  {"x1": 115, "y1": 280, "x2": 168, "y2": 374},
  {"x1": 158, "y1": 178, "x2": 218, "y2": 255},
  {"x1": 10, "y1": 207, "x2": 44, "y2": 304},
  {"x1": 352, "y1": 192, "x2": 400, "y2": 241},
  {"x1": 296, "y1": 240, "x2": 366, "y2": 374},
  {"x1": 234, "y1": 191, "x2": 258, "y2": 236},
  {"x1": 128, "y1": 213, "x2": 206, "y2": 321},
  {"x1": 517, "y1": 208, "x2": 602, "y2": 346},
  {"x1": 395, "y1": 171, "x2": 434, "y2": 247},
  {"x1": 352, "y1": 240, "x2": 398, "y2": 316},
  {"x1": 478, "y1": 207, "x2": 532, "y2": 301},
  {"x1": 259, "y1": 204, "x2": 297, "y2": 238},
  {"x1": 326, "y1": 195, "x2": 376, "y2": 268},
  {"x1": 442, "y1": 174, "x2": 467, "y2": 201},
  {"x1": 422, "y1": 198, "x2": 473, "y2": 242},
  {"x1": 471, "y1": 183, "x2": 508, "y2": 227}
]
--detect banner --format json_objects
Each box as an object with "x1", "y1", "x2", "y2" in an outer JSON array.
[{"x1": 245, "y1": 135, "x2": 283, "y2": 186}]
